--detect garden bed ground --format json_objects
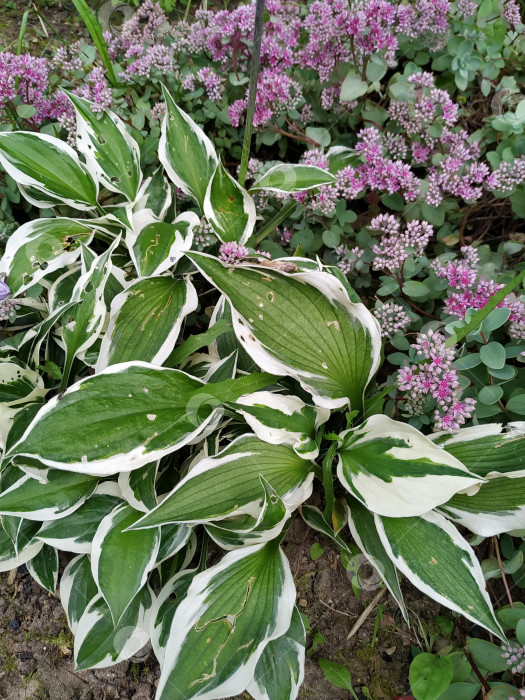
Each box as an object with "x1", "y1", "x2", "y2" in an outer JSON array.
[{"x1": 0, "y1": 516, "x2": 443, "y2": 700}]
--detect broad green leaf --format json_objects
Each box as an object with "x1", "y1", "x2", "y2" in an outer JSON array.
[
  {"x1": 437, "y1": 683, "x2": 480, "y2": 700},
  {"x1": 0, "y1": 469, "x2": 97, "y2": 520},
  {"x1": 60, "y1": 554, "x2": 99, "y2": 634},
  {"x1": 345, "y1": 497, "x2": 407, "y2": 622},
  {"x1": 340, "y1": 71, "x2": 368, "y2": 101},
  {"x1": 26, "y1": 543, "x2": 58, "y2": 593},
  {"x1": 337, "y1": 415, "x2": 482, "y2": 517},
  {"x1": 159, "y1": 85, "x2": 217, "y2": 208},
  {"x1": 156, "y1": 541, "x2": 295, "y2": 700},
  {"x1": 250, "y1": 164, "x2": 335, "y2": 194},
  {"x1": 231, "y1": 390, "x2": 329, "y2": 460},
  {"x1": 376, "y1": 510, "x2": 504, "y2": 638},
  {"x1": 91, "y1": 503, "x2": 159, "y2": 624},
  {"x1": 60, "y1": 239, "x2": 119, "y2": 383},
  {"x1": 74, "y1": 587, "x2": 153, "y2": 670},
  {"x1": 8, "y1": 363, "x2": 225, "y2": 475},
  {"x1": 431, "y1": 423, "x2": 525, "y2": 478},
  {"x1": 66, "y1": 90, "x2": 141, "y2": 201},
  {"x1": 0, "y1": 517, "x2": 42, "y2": 572},
  {"x1": 203, "y1": 162, "x2": 256, "y2": 244},
  {"x1": 156, "y1": 523, "x2": 193, "y2": 564},
  {"x1": 118, "y1": 461, "x2": 158, "y2": 513},
  {"x1": 318, "y1": 659, "x2": 357, "y2": 694},
  {"x1": 36, "y1": 485, "x2": 123, "y2": 553},
  {"x1": 438, "y1": 475, "x2": 525, "y2": 536},
  {"x1": 0, "y1": 131, "x2": 98, "y2": 209},
  {"x1": 247, "y1": 606, "x2": 305, "y2": 700},
  {"x1": 209, "y1": 295, "x2": 257, "y2": 374},
  {"x1": 300, "y1": 505, "x2": 353, "y2": 556},
  {"x1": 0, "y1": 360, "x2": 46, "y2": 406},
  {"x1": 465, "y1": 638, "x2": 509, "y2": 673},
  {"x1": 187, "y1": 252, "x2": 381, "y2": 409},
  {"x1": 130, "y1": 211, "x2": 198, "y2": 277},
  {"x1": 131, "y1": 434, "x2": 314, "y2": 528},
  {"x1": 135, "y1": 166, "x2": 171, "y2": 219},
  {"x1": 96, "y1": 276, "x2": 198, "y2": 370},
  {"x1": 409, "y1": 653, "x2": 453, "y2": 700},
  {"x1": 150, "y1": 568, "x2": 196, "y2": 665},
  {"x1": 0, "y1": 218, "x2": 94, "y2": 297},
  {"x1": 205, "y1": 477, "x2": 290, "y2": 549}
]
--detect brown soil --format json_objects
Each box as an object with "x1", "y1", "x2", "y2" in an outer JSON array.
[{"x1": 0, "y1": 515, "x2": 448, "y2": 700}]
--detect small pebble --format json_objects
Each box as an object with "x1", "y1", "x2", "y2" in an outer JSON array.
[
  {"x1": 298, "y1": 599, "x2": 308, "y2": 607},
  {"x1": 20, "y1": 651, "x2": 33, "y2": 661},
  {"x1": 9, "y1": 618, "x2": 20, "y2": 630}
]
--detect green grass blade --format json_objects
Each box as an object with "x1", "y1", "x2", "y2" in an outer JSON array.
[
  {"x1": 70, "y1": 0, "x2": 117, "y2": 86},
  {"x1": 17, "y1": 10, "x2": 30, "y2": 55}
]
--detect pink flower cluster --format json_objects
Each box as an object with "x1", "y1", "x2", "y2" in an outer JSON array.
[
  {"x1": 487, "y1": 156, "x2": 525, "y2": 193},
  {"x1": 388, "y1": 72, "x2": 492, "y2": 206},
  {"x1": 228, "y1": 67, "x2": 303, "y2": 128},
  {"x1": 336, "y1": 244, "x2": 364, "y2": 275},
  {"x1": 369, "y1": 214, "x2": 433, "y2": 273},
  {"x1": 432, "y1": 246, "x2": 525, "y2": 339},
  {"x1": 397, "y1": 329, "x2": 476, "y2": 431},
  {"x1": 0, "y1": 52, "x2": 69, "y2": 124},
  {"x1": 75, "y1": 67, "x2": 112, "y2": 113},
  {"x1": 373, "y1": 300, "x2": 411, "y2": 338},
  {"x1": 501, "y1": 641, "x2": 525, "y2": 674},
  {"x1": 218, "y1": 242, "x2": 250, "y2": 264}
]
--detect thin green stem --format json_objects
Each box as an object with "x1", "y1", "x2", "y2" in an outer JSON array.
[
  {"x1": 255, "y1": 201, "x2": 297, "y2": 246},
  {"x1": 238, "y1": 0, "x2": 265, "y2": 188}
]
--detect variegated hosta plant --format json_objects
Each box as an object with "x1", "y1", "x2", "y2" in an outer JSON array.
[{"x1": 0, "y1": 88, "x2": 524, "y2": 700}]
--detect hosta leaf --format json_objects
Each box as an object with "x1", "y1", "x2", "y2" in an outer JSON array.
[
  {"x1": 156, "y1": 541, "x2": 295, "y2": 700},
  {"x1": 118, "y1": 461, "x2": 158, "y2": 513},
  {"x1": 60, "y1": 554, "x2": 99, "y2": 634},
  {"x1": 131, "y1": 435, "x2": 314, "y2": 528},
  {"x1": 375, "y1": 510, "x2": 503, "y2": 638},
  {"x1": 0, "y1": 360, "x2": 46, "y2": 407},
  {"x1": 60, "y1": 239, "x2": 119, "y2": 382},
  {"x1": 0, "y1": 218, "x2": 94, "y2": 297},
  {"x1": 91, "y1": 503, "x2": 160, "y2": 624},
  {"x1": 156, "y1": 523, "x2": 194, "y2": 564},
  {"x1": 205, "y1": 477, "x2": 290, "y2": 549},
  {"x1": 26, "y1": 543, "x2": 58, "y2": 593},
  {"x1": 209, "y1": 295, "x2": 257, "y2": 374},
  {"x1": 134, "y1": 166, "x2": 171, "y2": 219},
  {"x1": 438, "y1": 476, "x2": 525, "y2": 536},
  {"x1": 250, "y1": 164, "x2": 335, "y2": 193},
  {"x1": 432, "y1": 423, "x2": 525, "y2": 478},
  {"x1": 0, "y1": 469, "x2": 97, "y2": 520},
  {"x1": 2, "y1": 299, "x2": 79, "y2": 368},
  {"x1": 96, "y1": 276, "x2": 198, "y2": 371},
  {"x1": 150, "y1": 568, "x2": 195, "y2": 665},
  {"x1": 159, "y1": 85, "x2": 217, "y2": 208},
  {"x1": 0, "y1": 131, "x2": 98, "y2": 209},
  {"x1": 337, "y1": 415, "x2": 483, "y2": 517},
  {"x1": 345, "y1": 497, "x2": 407, "y2": 622},
  {"x1": 187, "y1": 252, "x2": 381, "y2": 409},
  {"x1": 36, "y1": 484, "x2": 123, "y2": 553},
  {"x1": 130, "y1": 211, "x2": 197, "y2": 277},
  {"x1": 74, "y1": 586, "x2": 153, "y2": 670},
  {"x1": 247, "y1": 606, "x2": 305, "y2": 700},
  {"x1": 7, "y1": 363, "x2": 224, "y2": 475},
  {"x1": 66, "y1": 90, "x2": 141, "y2": 201},
  {"x1": 203, "y1": 161, "x2": 256, "y2": 244},
  {"x1": 230, "y1": 390, "x2": 329, "y2": 460},
  {"x1": 300, "y1": 505, "x2": 353, "y2": 556},
  {"x1": 0, "y1": 518, "x2": 42, "y2": 572}
]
